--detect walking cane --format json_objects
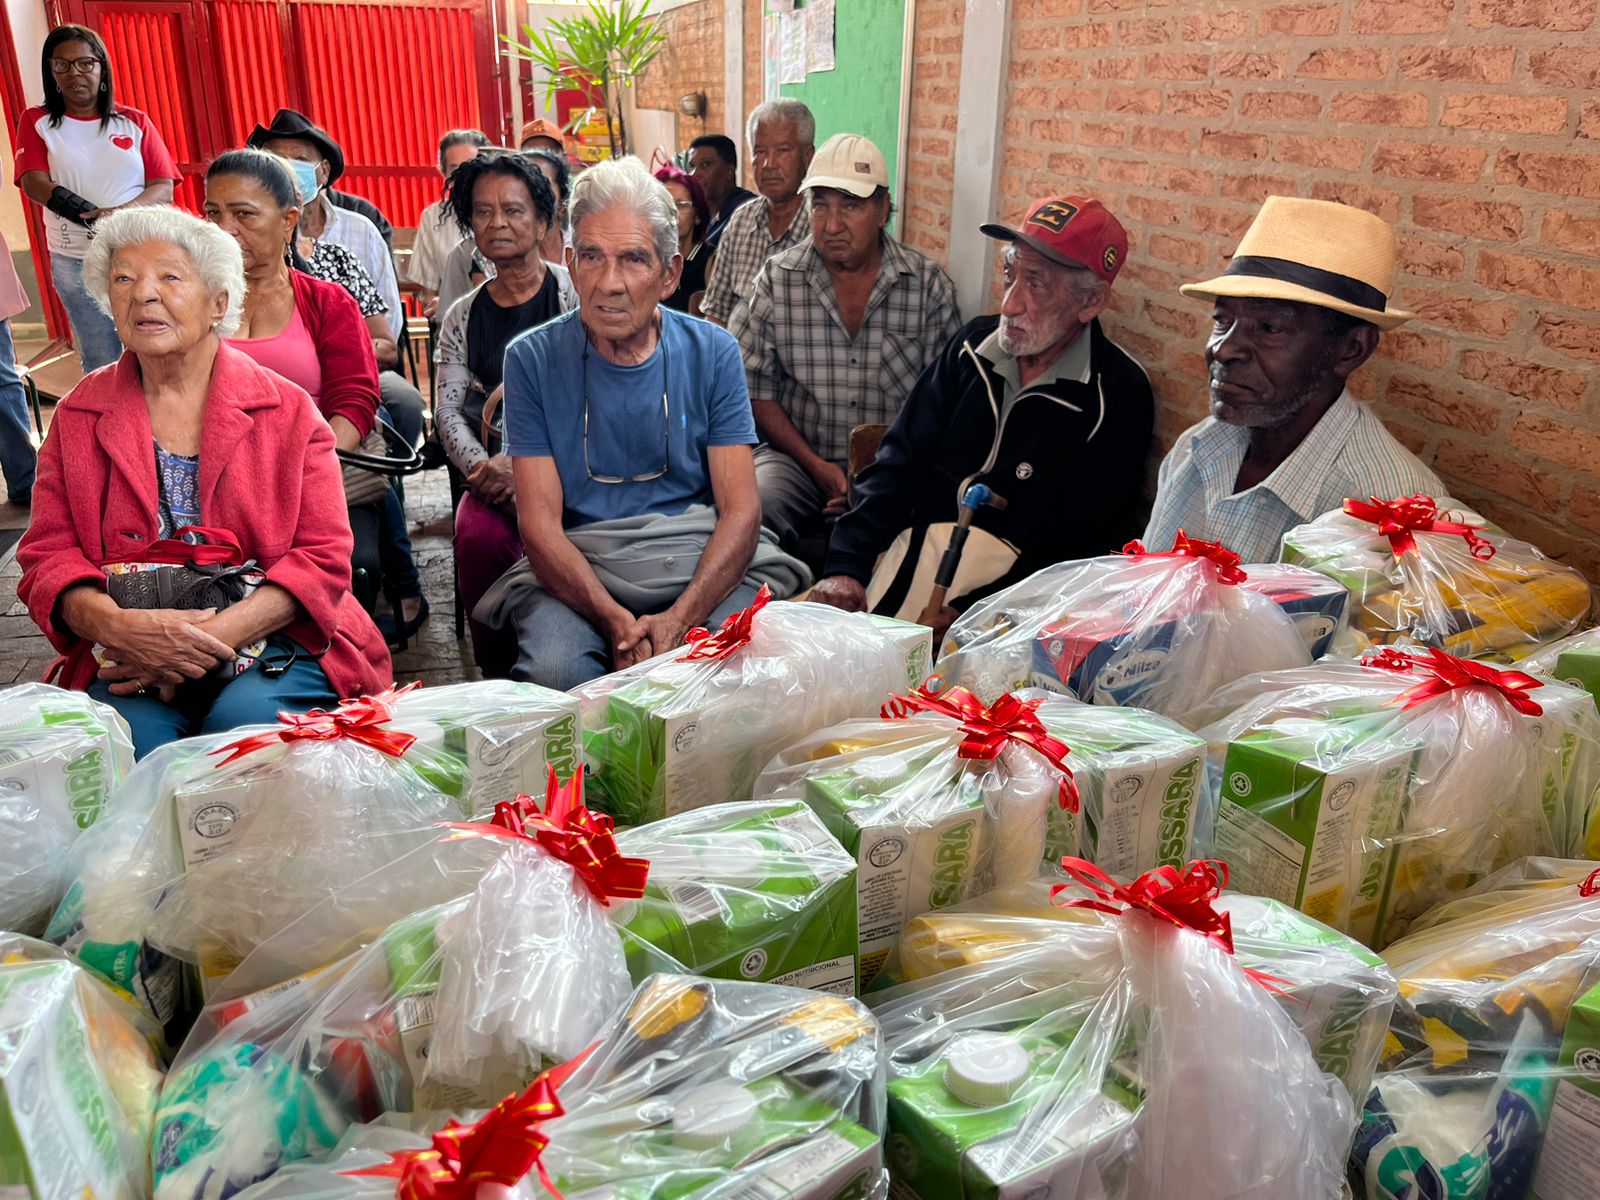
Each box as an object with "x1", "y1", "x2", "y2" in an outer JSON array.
[{"x1": 918, "y1": 483, "x2": 1008, "y2": 627}]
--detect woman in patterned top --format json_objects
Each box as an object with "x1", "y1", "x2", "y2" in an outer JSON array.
[{"x1": 434, "y1": 150, "x2": 576, "y2": 674}]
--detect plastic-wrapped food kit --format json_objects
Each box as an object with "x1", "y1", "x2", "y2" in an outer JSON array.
[
  {"x1": 1281, "y1": 495, "x2": 1591, "y2": 662},
  {"x1": 225, "y1": 976, "x2": 889, "y2": 1200},
  {"x1": 1350, "y1": 858, "x2": 1600, "y2": 1200},
  {"x1": 44, "y1": 699, "x2": 468, "y2": 1032},
  {"x1": 934, "y1": 535, "x2": 1316, "y2": 720},
  {"x1": 1196, "y1": 649, "x2": 1600, "y2": 949},
  {"x1": 150, "y1": 773, "x2": 649, "y2": 1200},
  {"x1": 575, "y1": 588, "x2": 917, "y2": 825},
  {"x1": 0, "y1": 684, "x2": 133, "y2": 936},
  {"x1": 0, "y1": 933, "x2": 164, "y2": 1200},
  {"x1": 870, "y1": 862, "x2": 1387, "y2": 1200},
  {"x1": 756, "y1": 686, "x2": 1076, "y2": 990}
]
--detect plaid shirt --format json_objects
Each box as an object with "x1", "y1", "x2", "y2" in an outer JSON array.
[
  {"x1": 1143, "y1": 390, "x2": 1444, "y2": 563},
  {"x1": 730, "y1": 236, "x2": 962, "y2": 464},
  {"x1": 700, "y1": 195, "x2": 810, "y2": 323}
]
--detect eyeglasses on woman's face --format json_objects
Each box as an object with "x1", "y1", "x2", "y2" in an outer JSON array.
[{"x1": 50, "y1": 57, "x2": 101, "y2": 75}]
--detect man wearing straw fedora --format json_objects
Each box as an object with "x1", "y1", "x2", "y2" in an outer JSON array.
[{"x1": 1144, "y1": 196, "x2": 1441, "y2": 564}]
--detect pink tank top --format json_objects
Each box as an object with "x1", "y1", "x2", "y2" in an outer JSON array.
[{"x1": 226, "y1": 306, "x2": 323, "y2": 401}]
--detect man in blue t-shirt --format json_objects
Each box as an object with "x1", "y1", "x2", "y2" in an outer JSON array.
[{"x1": 500, "y1": 156, "x2": 763, "y2": 689}]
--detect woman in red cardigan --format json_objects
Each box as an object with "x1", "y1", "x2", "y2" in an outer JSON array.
[
  {"x1": 17, "y1": 206, "x2": 390, "y2": 758},
  {"x1": 203, "y1": 147, "x2": 425, "y2": 641}
]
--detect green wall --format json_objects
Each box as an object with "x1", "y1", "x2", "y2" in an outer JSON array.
[{"x1": 776, "y1": 0, "x2": 907, "y2": 212}]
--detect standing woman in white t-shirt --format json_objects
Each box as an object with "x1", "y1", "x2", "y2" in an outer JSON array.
[{"x1": 14, "y1": 25, "x2": 179, "y2": 371}]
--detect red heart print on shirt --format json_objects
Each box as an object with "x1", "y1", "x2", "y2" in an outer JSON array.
[{"x1": 111, "y1": 134, "x2": 134, "y2": 150}]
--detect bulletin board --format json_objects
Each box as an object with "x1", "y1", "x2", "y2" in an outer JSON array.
[{"x1": 764, "y1": 0, "x2": 908, "y2": 214}]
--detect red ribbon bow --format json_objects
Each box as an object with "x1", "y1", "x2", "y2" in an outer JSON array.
[
  {"x1": 1121, "y1": 530, "x2": 1247, "y2": 585},
  {"x1": 209, "y1": 683, "x2": 420, "y2": 767},
  {"x1": 1050, "y1": 857, "x2": 1285, "y2": 991},
  {"x1": 882, "y1": 684, "x2": 1079, "y2": 813},
  {"x1": 1578, "y1": 868, "x2": 1600, "y2": 898},
  {"x1": 446, "y1": 767, "x2": 650, "y2": 906},
  {"x1": 1343, "y1": 495, "x2": 1496, "y2": 561},
  {"x1": 679, "y1": 584, "x2": 773, "y2": 662},
  {"x1": 345, "y1": 1054, "x2": 586, "y2": 1200},
  {"x1": 1364, "y1": 646, "x2": 1544, "y2": 717}
]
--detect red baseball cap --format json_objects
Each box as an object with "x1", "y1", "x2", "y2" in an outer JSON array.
[{"x1": 981, "y1": 195, "x2": 1128, "y2": 283}]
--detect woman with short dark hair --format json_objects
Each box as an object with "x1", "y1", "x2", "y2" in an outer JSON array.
[
  {"x1": 14, "y1": 24, "x2": 179, "y2": 370},
  {"x1": 435, "y1": 151, "x2": 577, "y2": 675}
]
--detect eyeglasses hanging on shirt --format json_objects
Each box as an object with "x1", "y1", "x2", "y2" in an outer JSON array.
[{"x1": 582, "y1": 335, "x2": 671, "y2": 484}]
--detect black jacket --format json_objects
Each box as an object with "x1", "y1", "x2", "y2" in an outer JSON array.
[{"x1": 823, "y1": 314, "x2": 1154, "y2": 608}]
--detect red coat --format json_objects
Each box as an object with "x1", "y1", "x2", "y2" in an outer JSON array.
[{"x1": 18, "y1": 342, "x2": 392, "y2": 700}]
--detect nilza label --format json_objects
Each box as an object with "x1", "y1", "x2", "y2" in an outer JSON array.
[{"x1": 1090, "y1": 648, "x2": 1169, "y2": 703}]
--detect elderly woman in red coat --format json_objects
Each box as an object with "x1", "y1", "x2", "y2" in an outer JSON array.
[{"x1": 18, "y1": 205, "x2": 390, "y2": 757}]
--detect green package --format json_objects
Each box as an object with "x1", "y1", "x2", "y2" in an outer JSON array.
[
  {"x1": 1531, "y1": 979, "x2": 1600, "y2": 1199},
  {"x1": 1214, "y1": 720, "x2": 1416, "y2": 946},
  {"x1": 803, "y1": 764, "x2": 994, "y2": 992},
  {"x1": 0, "y1": 956, "x2": 160, "y2": 1200},
  {"x1": 1038, "y1": 706, "x2": 1207, "y2": 875},
  {"x1": 886, "y1": 1030, "x2": 1137, "y2": 1200},
  {"x1": 614, "y1": 801, "x2": 859, "y2": 994},
  {"x1": 556, "y1": 1078, "x2": 882, "y2": 1200},
  {"x1": 866, "y1": 615, "x2": 935, "y2": 691}
]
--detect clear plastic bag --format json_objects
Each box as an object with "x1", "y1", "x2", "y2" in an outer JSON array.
[
  {"x1": 935, "y1": 536, "x2": 1316, "y2": 721},
  {"x1": 376, "y1": 681, "x2": 583, "y2": 815},
  {"x1": 1282, "y1": 495, "x2": 1592, "y2": 663},
  {"x1": 1194, "y1": 649, "x2": 1600, "y2": 950},
  {"x1": 0, "y1": 932, "x2": 165, "y2": 1200},
  {"x1": 44, "y1": 705, "x2": 467, "y2": 1032},
  {"x1": 869, "y1": 863, "x2": 1376, "y2": 1200},
  {"x1": 575, "y1": 589, "x2": 913, "y2": 825},
  {"x1": 1350, "y1": 858, "x2": 1600, "y2": 1200},
  {"x1": 755, "y1": 687, "x2": 1076, "y2": 990},
  {"x1": 0, "y1": 683, "x2": 133, "y2": 935},
  {"x1": 152, "y1": 780, "x2": 642, "y2": 1200}
]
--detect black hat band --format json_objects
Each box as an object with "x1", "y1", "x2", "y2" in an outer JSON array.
[{"x1": 1222, "y1": 255, "x2": 1387, "y2": 312}]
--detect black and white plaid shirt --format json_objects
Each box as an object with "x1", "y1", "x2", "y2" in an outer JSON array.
[
  {"x1": 730, "y1": 236, "x2": 962, "y2": 463},
  {"x1": 700, "y1": 195, "x2": 811, "y2": 323}
]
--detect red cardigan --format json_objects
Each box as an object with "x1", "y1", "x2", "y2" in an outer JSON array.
[
  {"x1": 18, "y1": 343, "x2": 392, "y2": 700},
  {"x1": 272, "y1": 268, "x2": 380, "y2": 437}
]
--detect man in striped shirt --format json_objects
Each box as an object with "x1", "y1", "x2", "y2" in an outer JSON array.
[{"x1": 1144, "y1": 196, "x2": 1442, "y2": 564}]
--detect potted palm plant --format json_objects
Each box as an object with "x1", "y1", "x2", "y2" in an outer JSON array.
[{"x1": 505, "y1": 0, "x2": 667, "y2": 160}]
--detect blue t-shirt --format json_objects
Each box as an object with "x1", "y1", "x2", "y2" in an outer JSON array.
[{"x1": 502, "y1": 307, "x2": 757, "y2": 527}]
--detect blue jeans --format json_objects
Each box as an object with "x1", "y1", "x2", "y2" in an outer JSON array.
[
  {"x1": 511, "y1": 584, "x2": 761, "y2": 691},
  {"x1": 0, "y1": 319, "x2": 35, "y2": 500},
  {"x1": 50, "y1": 253, "x2": 123, "y2": 372},
  {"x1": 87, "y1": 648, "x2": 337, "y2": 760}
]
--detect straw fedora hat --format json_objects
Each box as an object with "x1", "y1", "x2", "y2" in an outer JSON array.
[{"x1": 1180, "y1": 196, "x2": 1413, "y2": 330}]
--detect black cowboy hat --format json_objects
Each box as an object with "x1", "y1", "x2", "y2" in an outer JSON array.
[{"x1": 246, "y1": 108, "x2": 345, "y2": 185}]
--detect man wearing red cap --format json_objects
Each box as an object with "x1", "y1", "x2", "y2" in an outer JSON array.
[{"x1": 810, "y1": 195, "x2": 1154, "y2": 626}]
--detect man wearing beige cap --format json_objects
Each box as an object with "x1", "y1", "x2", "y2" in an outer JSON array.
[
  {"x1": 1144, "y1": 196, "x2": 1441, "y2": 563},
  {"x1": 729, "y1": 132, "x2": 960, "y2": 550},
  {"x1": 519, "y1": 117, "x2": 566, "y2": 154}
]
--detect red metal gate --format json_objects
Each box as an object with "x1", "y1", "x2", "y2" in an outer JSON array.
[{"x1": 7, "y1": 0, "x2": 506, "y2": 337}]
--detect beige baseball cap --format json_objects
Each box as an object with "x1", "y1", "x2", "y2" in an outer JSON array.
[{"x1": 800, "y1": 133, "x2": 889, "y2": 198}]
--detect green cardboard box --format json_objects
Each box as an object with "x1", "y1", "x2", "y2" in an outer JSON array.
[
  {"x1": 1552, "y1": 643, "x2": 1600, "y2": 711},
  {"x1": 1038, "y1": 707, "x2": 1207, "y2": 875},
  {"x1": 398, "y1": 684, "x2": 581, "y2": 812},
  {"x1": 613, "y1": 802, "x2": 859, "y2": 994},
  {"x1": 1531, "y1": 978, "x2": 1600, "y2": 1199},
  {"x1": 886, "y1": 1032, "x2": 1137, "y2": 1200},
  {"x1": 1214, "y1": 721, "x2": 1416, "y2": 947},
  {"x1": 867, "y1": 615, "x2": 935, "y2": 691},
  {"x1": 803, "y1": 765, "x2": 994, "y2": 991}
]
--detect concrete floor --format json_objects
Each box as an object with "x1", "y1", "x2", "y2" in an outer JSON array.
[{"x1": 0, "y1": 338, "x2": 478, "y2": 690}]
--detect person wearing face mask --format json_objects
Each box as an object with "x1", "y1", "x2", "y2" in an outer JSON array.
[
  {"x1": 808, "y1": 195, "x2": 1154, "y2": 632},
  {"x1": 698, "y1": 99, "x2": 816, "y2": 326}
]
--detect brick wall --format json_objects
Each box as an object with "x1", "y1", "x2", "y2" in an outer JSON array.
[
  {"x1": 901, "y1": 0, "x2": 965, "y2": 259},
  {"x1": 635, "y1": 0, "x2": 727, "y2": 150},
  {"x1": 901, "y1": 0, "x2": 1600, "y2": 576}
]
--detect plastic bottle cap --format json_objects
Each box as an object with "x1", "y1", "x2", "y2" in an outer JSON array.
[
  {"x1": 943, "y1": 1032, "x2": 1029, "y2": 1107},
  {"x1": 671, "y1": 1082, "x2": 759, "y2": 1149}
]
